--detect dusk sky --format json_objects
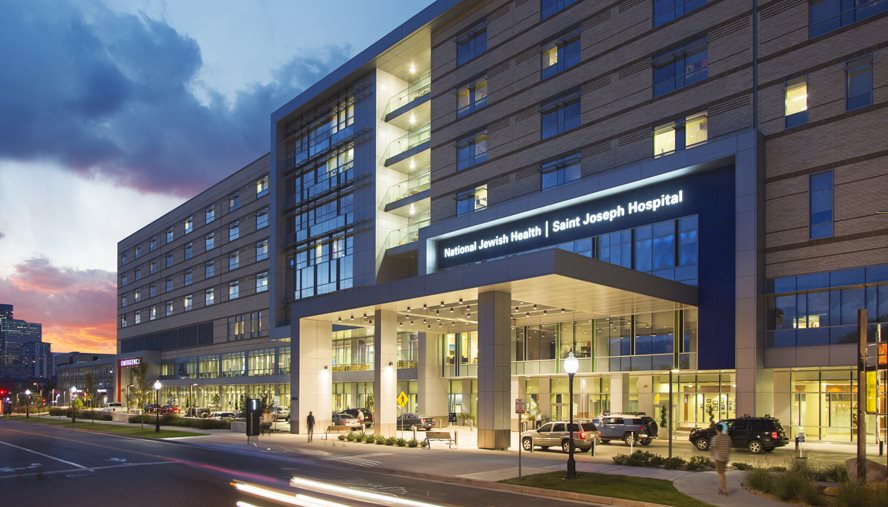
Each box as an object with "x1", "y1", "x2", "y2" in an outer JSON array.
[{"x1": 0, "y1": 0, "x2": 433, "y2": 353}]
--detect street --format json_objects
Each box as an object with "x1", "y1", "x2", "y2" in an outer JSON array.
[{"x1": 0, "y1": 419, "x2": 590, "y2": 507}]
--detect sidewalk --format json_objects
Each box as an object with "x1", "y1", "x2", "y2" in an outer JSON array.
[{"x1": 28, "y1": 413, "x2": 230, "y2": 435}]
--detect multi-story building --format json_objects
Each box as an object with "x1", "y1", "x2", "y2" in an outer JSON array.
[
  {"x1": 0, "y1": 304, "x2": 49, "y2": 380},
  {"x1": 266, "y1": 0, "x2": 887, "y2": 448},
  {"x1": 56, "y1": 353, "x2": 116, "y2": 406},
  {"x1": 115, "y1": 154, "x2": 284, "y2": 413}
]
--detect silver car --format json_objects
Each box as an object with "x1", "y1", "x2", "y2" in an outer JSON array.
[{"x1": 521, "y1": 421, "x2": 598, "y2": 453}]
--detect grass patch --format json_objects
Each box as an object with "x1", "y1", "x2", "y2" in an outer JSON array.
[
  {"x1": 501, "y1": 472, "x2": 714, "y2": 507},
  {"x1": 13, "y1": 416, "x2": 206, "y2": 439}
]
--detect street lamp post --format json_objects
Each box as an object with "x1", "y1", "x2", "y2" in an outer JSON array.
[
  {"x1": 24, "y1": 389, "x2": 31, "y2": 419},
  {"x1": 668, "y1": 368, "x2": 680, "y2": 458},
  {"x1": 69, "y1": 386, "x2": 77, "y2": 424},
  {"x1": 153, "y1": 380, "x2": 162, "y2": 432},
  {"x1": 563, "y1": 351, "x2": 579, "y2": 480}
]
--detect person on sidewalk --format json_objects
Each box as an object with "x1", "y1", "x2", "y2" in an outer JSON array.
[
  {"x1": 712, "y1": 422, "x2": 731, "y2": 495},
  {"x1": 306, "y1": 411, "x2": 315, "y2": 442}
]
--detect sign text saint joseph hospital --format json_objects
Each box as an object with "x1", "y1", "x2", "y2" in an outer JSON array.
[{"x1": 443, "y1": 190, "x2": 684, "y2": 259}]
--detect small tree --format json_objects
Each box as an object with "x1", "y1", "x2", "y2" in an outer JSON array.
[{"x1": 132, "y1": 361, "x2": 150, "y2": 429}]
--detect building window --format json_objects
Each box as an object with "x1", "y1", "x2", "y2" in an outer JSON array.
[
  {"x1": 653, "y1": 38, "x2": 708, "y2": 97},
  {"x1": 121, "y1": 315, "x2": 127, "y2": 328},
  {"x1": 183, "y1": 295, "x2": 193, "y2": 311},
  {"x1": 541, "y1": 153, "x2": 581, "y2": 190},
  {"x1": 205, "y1": 206, "x2": 215, "y2": 224},
  {"x1": 256, "y1": 271, "x2": 269, "y2": 293},
  {"x1": 149, "y1": 283, "x2": 157, "y2": 297},
  {"x1": 653, "y1": 112, "x2": 708, "y2": 157},
  {"x1": 166, "y1": 228, "x2": 174, "y2": 243},
  {"x1": 785, "y1": 80, "x2": 808, "y2": 128},
  {"x1": 456, "y1": 185, "x2": 488, "y2": 216},
  {"x1": 184, "y1": 242, "x2": 193, "y2": 260},
  {"x1": 654, "y1": 0, "x2": 707, "y2": 27},
  {"x1": 457, "y1": 76, "x2": 488, "y2": 117},
  {"x1": 120, "y1": 252, "x2": 128, "y2": 265},
  {"x1": 184, "y1": 216, "x2": 193, "y2": 234},
  {"x1": 121, "y1": 274, "x2": 128, "y2": 286},
  {"x1": 165, "y1": 301, "x2": 173, "y2": 317},
  {"x1": 165, "y1": 277, "x2": 173, "y2": 292},
  {"x1": 135, "y1": 245, "x2": 142, "y2": 258},
  {"x1": 229, "y1": 221, "x2": 239, "y2": 241},
  {"x1": 846, "y1": 55, "x2": 872, "y2": 111},
  {"x1": 165, "y1": 254, "x2": 173, "y2": 268},
  {"x1": 256, "y1": 240, "x2": 269, "y2": 261},
  {"x1": 457, "y1": 22, "x2": 487, "y2": 65},
  {"x1": 149, "y1": 260, "x2": 157, "y2": 274},
  {"x1": 456, "y1": 131, "x2": 489, "y2": 170},
  {"x1": 134, "y1": 311, "x2": 141, "y2": 325},
  {"x1": 541, "y1": 29, "x2": 581, "y2": 79},
  {"x1": 205, "y1": 261, "x2": 215, "y2": 279},
  {"x1": 256, "y1": 176, "x2": 269, "y2": 197},
  {"x1": 205, "y1": 232, "x2": 215, "y2": 251},
  {"x1": 121, "y1": 295, "x2": 128, "y2": 307},
  {"x1": 541, "y1": 0, "x2": 577, "y2": 19},
  {"x1": 229, "y1": 194, "x2": 239, "y2": 211},
  {"x1": 810, "y1": 171, "x2": 833, "y2": 239},
  {"x1": 205, "y1": 288, "x2": 215, "y2": 306},
  {"x1": 229, "y1": 252, "x2": 239, "y2": 271},
  {"x1": 149, "y1": 305, "x2": 157, "y2": 321},
  {"x1": 809, "y1": 0, "x2": 888, "y2": 38},
  {"x1": 184, "y1": 269, "x2": 193, "y2": 286},
  {"x1": 229, "y1": 281, "x2": 240, "y2": 300},
  {"x1": 256, "y1": 208, "x2": 269, "y2": 229},
  {"x1": 134, "y1": 289, "x2": 142, "y2": 302},
  {"x1": 134, "y1": 266, "x2": 142, "y2": 281},
  {"x1": 541, "y1": 91, "x2": 581, "y2": 139},
  {"x1": 149, "y1": 237, "x2": 157, "y2": 252}
]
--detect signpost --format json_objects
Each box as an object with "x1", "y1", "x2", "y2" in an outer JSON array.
[{"x1": 515, "y1": 398, "x2": 526, "y2": 479}]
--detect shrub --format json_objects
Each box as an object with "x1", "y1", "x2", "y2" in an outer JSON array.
[
  {"x1": 831, "y1": 482, "x2": 869, "y2": 507},
  {"x1": 663, "y1": 457, "x2": 686, "y2": 470},
  {"x1": 731, "y1": 462, "x2": 753, "y2": 471},
  {"x1": 337, "y1": 434, "x2": 347, "y2": 441},
  {"x1": 685, "y1": 456, "x2": 714, "y2": 471},
  {"x1": 625, "y1": 451, "x2": 664, "y2": 467},
  {"x1": 773, "y1": 467, "x2": 816, "y2": 502},
  {"x1": 396, "y1": 438, "x2": 406, "y2": 447},
  {"x1": 407, "y1": 438, "x2": 419, "y2": 448},
  {"x1": 375, "y1": 437, "x2": 387, "y2": 445},
  {"x1": 810, "y1": 463, "x2": 848, "y2": 483},
  {"x1": 346, "y1": 432, "x2": 356, "y2": 442},
  {"x1": 612, "y1": 454, "x2": 630, "y2": 466},
  {"x1": 364, "y1": 434, "x2": 376, "y2": 444},
  {"x1": 768, "y1": 466, "x2": 787, "y2": 473},
  {"x1": 385, "y1": 437, "x2": 396, "y2": 446},
  {"x1": 745, "y1": 468, "x2": 774, "y2": 494}
]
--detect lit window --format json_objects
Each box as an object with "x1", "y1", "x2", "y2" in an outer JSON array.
[
  {"x1": 256, "y1": 271, "x2": 269, "y2": 293},
  {"x1": 229, "y1": 221, "x2": 240, "y2": 241},
  {"x1": 184, "y1": 216, "x2": 193, "y2": 234},
  {"x1": 165, "y1": 301, "x2": 174, "y2": 316},
  {"x1": 205, "y1": 206, "x2": 215, "y2": 224},
  {"x1": 457, "y1": 77, "x2": 488, "y2": 117},
  {"x1": 134, "y1": 290, "x2": 142, "y2": 302},
  {"x1": 149, "y1": 261, "x2": 157, "y2": 274},
  {"x1": 256, "y1": 240, "x2": 269, "y2": 261},
  {"x1": 653, "y1": 123, "x2": 676, "y2": 157},
  {"x1": 205, "y1": 288, "x2": 215, "y2": 306},
  {"x1": 256, "y1": 176, "x2": 269, "y2": 197},
  {"x1": 541, "y1": 153, "x2": 581, "y2": 190},
  {"x1": 541, "y1": 30, "x2": 580, "y2": 80},
  {"x1": 456, "y1": 185, "x2": 488, "y2": 216},
  {"x1": 229, "y1": 194, "x2": 239, "y2": 211},
  {"x1": 229, "y1": 252, "x2": 239, "y2": 271},
  {"x1": 229, "y1": 281, "x2": 240, "y2": 300},
  {"x1": 785, "y1": 81, "x2": 808, "y2": 128},
  {"x1": 685, "y1": 113, "x2": 708, "y2": 147},
  {"x1": 184, "y1": 295, "x2": 193, "y2": 311},
  {"x1": 120, "y1": 315, "x2": 127, "y2": 328},
  {"x1": 149, "y1": 305, "x2": 157, "y2": 321},
  {"x1": 653, "y1": 112, "x2": 707, "y2": 157},
  {"x1": 134, "y1": 311, "x2": 141, "y2": 324}
]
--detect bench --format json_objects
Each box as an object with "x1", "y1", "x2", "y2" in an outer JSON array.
[
  {"x1": 323, "y1": 424, "x2": 352, "y2": 440},
  {"x1": 423, "y1": 431, "x2": 454, "y2": 449}
]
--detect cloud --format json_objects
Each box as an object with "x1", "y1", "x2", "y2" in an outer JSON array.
[
  {"x1": 0, "y1": 232, "x2": 4, "y2": 240},
  {"x1": 0, "y1": 257, "x2": 116, "y2": 353},
  {"x1": 0, "y1": 1, "x2": 349, "y2": 196}
]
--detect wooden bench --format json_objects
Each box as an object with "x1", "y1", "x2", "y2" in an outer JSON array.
[
  {"x1": 323, "y1": 424, "x2": 352, "y2": 440},
  {"x1": 423, "y1": 431, "x2": 454, "y2": 449}
]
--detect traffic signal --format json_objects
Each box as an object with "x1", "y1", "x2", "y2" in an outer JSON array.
[{"x1": 0, "y1": 389, "x2": 7, "y2": 396}]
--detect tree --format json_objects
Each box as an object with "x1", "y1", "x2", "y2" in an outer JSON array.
[
  {"x1": 132, "y1": 361, "x2": 150, "y2": 429},
  {"x1": 83, "y1": 372, "x2": 95, "y2": 409}
]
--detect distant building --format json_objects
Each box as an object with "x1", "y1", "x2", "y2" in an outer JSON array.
[
  {"x1": 0, "y1": 304, "x2": 49, "y2": 380},
  {"x1": 55, "y1": 353, "x2": 117, "y2": 407}
]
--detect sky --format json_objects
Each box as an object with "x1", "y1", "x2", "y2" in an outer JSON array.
[{"x1": 0, "y1": 0, "x2": 434, "y2": 353}]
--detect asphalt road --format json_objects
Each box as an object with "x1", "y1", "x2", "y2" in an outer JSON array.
[{"x1": 0, "y1": 420, "x2": 589, "y2": 507}]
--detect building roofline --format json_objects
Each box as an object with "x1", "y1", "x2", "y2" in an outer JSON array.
[{"x1": 271, "y1": 0, "x2": 463, "y2": 123}]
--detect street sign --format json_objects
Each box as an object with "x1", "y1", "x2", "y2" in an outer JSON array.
[
  {"x1": 515, "y1": 398, "x2": 525, "y2": 414},
  {"x1": 397, "y1": 391, "x2": 408, "y2": 408}
]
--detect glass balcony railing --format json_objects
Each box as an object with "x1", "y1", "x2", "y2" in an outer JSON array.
[
  {"x1": 383, "y1": 123, "x2": 430, "y2": 161},
  {"x1": 382, "y1": 219, "x2": 430, "y2": 250},
  {"x1": 382, "y1": 168, "x2": 430, "y2": 206},
  {"x1": 385, "y1": 72, "x2": 432, "y2": 116}
]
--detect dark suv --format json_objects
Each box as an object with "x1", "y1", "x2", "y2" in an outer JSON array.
[
  {"x1": 689, "y1": 416, "x2": 789, "y2": 454},
  {"x1": 596, "y1": 414, "x2": 659, "y2": 445}
]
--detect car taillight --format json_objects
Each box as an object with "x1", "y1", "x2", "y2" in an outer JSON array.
[
  {"x1": 639, "y1": 425, "x2": 645, "y2": 431},
  {"x1": 579, "y1": 430, "x2": 585, "y2": 440},
  {"x1": 771, "y1": 431, "x2": 778, "y2": 439},
  {"x1": 598, "y1": 431, "x2": 602, "y2": 437}
]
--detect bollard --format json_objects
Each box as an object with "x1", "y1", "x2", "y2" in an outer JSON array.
[
  {"x1": 590, "y1": 438, "x2": 595, "y2": 457},
  {"x1": 880, "y1": 439, "x2": 884, "y2": 457}
]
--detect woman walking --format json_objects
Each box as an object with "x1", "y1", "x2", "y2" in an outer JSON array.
[{"x1": 712, "y1": 422, "x2": 731, "y2": 495}]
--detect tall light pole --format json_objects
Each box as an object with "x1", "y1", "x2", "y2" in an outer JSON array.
[
  {"x1": 69, "y1": 386, "x2": 77, "y2": 424},
  {"x1": 153, "y1": 380, "x2": 162, "y2": 432},
  {"x1": 24, "y1": 389, "x2": 31, "y2": 419},
  {"x1": 563, "y1": 351, "x2": 579, "y2": 480},
  {"x1": 668, "y1": 368, "x2": 679, "y2": 458}
]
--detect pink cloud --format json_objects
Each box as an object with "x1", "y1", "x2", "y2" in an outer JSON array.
[{"x1": 0, "y1": 257, "x2": 116, "y2": 353}]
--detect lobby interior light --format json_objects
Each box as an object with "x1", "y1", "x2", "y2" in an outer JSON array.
[{"x1": 408, "y1": 63, "x2": 416, "y2": 74}]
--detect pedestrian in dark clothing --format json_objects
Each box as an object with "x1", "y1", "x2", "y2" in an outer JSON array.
[
  {"x1": 306, "y1": 411, "x2": 315, "y2": 442},
  {"x1": 712, "y1": 422, "x2": 731, "y2": 495}
]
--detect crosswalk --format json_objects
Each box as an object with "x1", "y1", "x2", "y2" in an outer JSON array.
[{"x1": 289, "y1": 449, "x2": 391, "y2": 468}]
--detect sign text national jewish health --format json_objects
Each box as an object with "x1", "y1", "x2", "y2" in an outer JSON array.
[{"x1": 442, "y1": 190, "x2": 684, "y2": 259}]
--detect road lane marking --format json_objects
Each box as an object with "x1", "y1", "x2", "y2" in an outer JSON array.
[
  {"x1": 0, "y1": 461, "x2": 174, "y2": 480},
  {"x1": 0, "y1": 440, "x2": 92, "y2": 471}
]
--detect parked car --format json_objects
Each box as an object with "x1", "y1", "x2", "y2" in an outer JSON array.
[
  {"x1": 341, "y1": 408, "x2": 372, "y2": 428},
  {"x1": 521, "y1": 421, "x2": 598, "y2": 453},
  {"x1": 396, "y1": 413, "x2": 434, "y2": 431},
  {"x1": 209, "y1": 411, "x2": 236, "y2": 420},
  {"x1": 689, "y1": 416, "x2": 789, "y2": 454},
  {"x1": 160, "y1": 404, "x2": 182, "y2": 415},
  {"x1": 596, "y1": 413, "x2": 659, "y2": 445},
  {"x1": 144, "y1": 403, "x2": 160, "y2": 414},
  {"x1": 100, "y1": 402, "x2": 125, "y2": 412},
  {"x1": 331, "y1": 412, "x2": 362, "y2": 430},
  {"x1": 271, "y1": 406, "x2": 290, "y2": 422},
  {"x1": 186, "y1": 407, "x2": 210, "y2": 418}
]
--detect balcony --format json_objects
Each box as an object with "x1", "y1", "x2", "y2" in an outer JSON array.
[
  {"x1": 382, "y1": 168, "x2": 430, "y2": 208},
  {"x1": 383, "y1": 123, "x2": 430, "y2": 165},
  {"x1": 385, "y1": 72, "x2": 431, "y2": 120},
  {"x1": 382, "y1": 218, "x2": 430, "y2": 250}
]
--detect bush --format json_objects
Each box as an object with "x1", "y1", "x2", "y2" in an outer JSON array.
[
  {"x1": 375, "y1": 436, "x2": 387, "y2": 445},
  {"x1": 407, "y1": 438, "x2": 419, "y2": 448},
  {"x1": 396, "y1": 438, "x2": 406, "y2": 447},
  {"x1": 685, "y1": 456, "x2": 714, "y2": 471},
  {"x1": 385, "y1": 437, "x2": 396, "y2": 446},
  {"x1": 745, "y1": 468, "x2": 774, "y2": 494},
  {"x1": 612, "y1": 454, "x2": 630, "y2": 466},
  {"x1": 773, "y1": 465, "x2": 819, "y2": 503},
  {"x1": 663, "y1": 457, "x2": 686, "y2": 470},
  {"x1": 810, "y1": 463, "x2": 848, "y2": 483},
  {"x1": 124, "y1": 414, "x2": 231, "y2": 430},
  {"x1": 625, "y1": 451, "x2": 664, "y2": 467},
  {"x1": 364, "y1": 434, "x2": 376, "y2": 444},
  {"x1": 832, "y1": 481, "x2": 869, "y2": 507},
  {"x1": 337, "y1": 434, "x2": 347, "y2": 441},
  {"x1": 346, "y1": 432, "x2": 356, "y2": 442},
  {"x1": 731, "y1": 462, "x2": 753, "y2": 471}
]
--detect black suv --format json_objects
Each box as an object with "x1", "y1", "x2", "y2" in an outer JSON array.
[{"x1": 689, "y1": 416, "x2": 789, "y2": 454}]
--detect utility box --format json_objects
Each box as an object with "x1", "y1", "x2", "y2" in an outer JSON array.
[{"x1": 245, "y1": 398, "x2": 261, "y2": 437}]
